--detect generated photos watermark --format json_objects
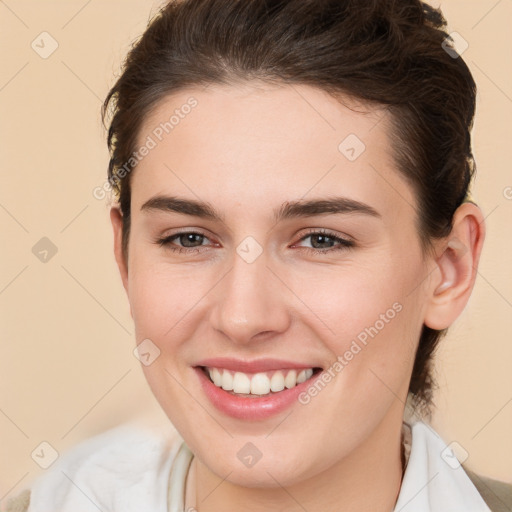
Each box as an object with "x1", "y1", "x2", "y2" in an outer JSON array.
[
  {"x1": 93, "y1": 96, "x2": 198, "y2": 201},
  {"x1": 298, "y1": 301, "x2": 403, "y2": 404}
]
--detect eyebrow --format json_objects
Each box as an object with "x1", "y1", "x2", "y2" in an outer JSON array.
[{"x1": 140, "y1": 195, "x2": 381, "y2": 223}]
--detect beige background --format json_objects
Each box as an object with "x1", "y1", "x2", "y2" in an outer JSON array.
[{"x1": 1, "y1": 0, "x2": 511, "y2": 502}]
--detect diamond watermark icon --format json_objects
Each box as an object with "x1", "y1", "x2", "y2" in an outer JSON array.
[
  {"x1": 32, "y1": 237, "x2": 58, "y2": 263},
  {"x1": 31, "y1": 441, "x2": 59, "y2": 469},
  {"x1": 441, "y1": 441, "x2": 469, "y2": 469},
  {"x1": 236, "y1": 236, "x2": 263, "y2": 264},
  {"x1": 133, "y1": 338, "x2": 161, "y2": 366},
  {"x1": 237, "y1": 442, "x2": 263, "y2": 468},
  {"x1": 441, "y1": 32, "x2": 469, "y2": 59},
  {"x1": 31, "y1": 32, "x2": 59, "y2": 59},
  {"x1": 338, "y1": 134, "x2": 366, "y2": 161}
]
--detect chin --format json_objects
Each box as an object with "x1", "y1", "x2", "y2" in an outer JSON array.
[{"x1": 207, "y1": 454, "x2": 310, "y2": 488}]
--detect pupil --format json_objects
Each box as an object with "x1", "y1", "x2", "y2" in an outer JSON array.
[
  {"x1": 183, "y1": 233, "x2": 202, "y2": 247},
  {"x1": 313, "y1": 234, "x2": 331, "y2": 248}
]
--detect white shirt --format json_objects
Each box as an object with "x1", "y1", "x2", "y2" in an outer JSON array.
[
  {"x1": 26, "y1": 420, "x2": 491, "y2": 512},
  {"x1": 394, "y1": 422, "x2": 490, "y2": 511}
]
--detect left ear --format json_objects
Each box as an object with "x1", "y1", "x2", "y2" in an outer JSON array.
[{"x1": 423, "y1": 201, "x2": 486, "y2": 330}]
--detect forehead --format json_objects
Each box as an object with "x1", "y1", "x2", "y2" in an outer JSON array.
[
  {"x1": 131, "y1": 81, "x2": 415, "y2": 222},
  {"x1": 139, "y1": 81, "x2": 389, "y2": 158}
]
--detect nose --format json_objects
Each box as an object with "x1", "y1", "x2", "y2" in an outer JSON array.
[{"x1": 209, "y1": 247, "x2": 291, "y2": 345}]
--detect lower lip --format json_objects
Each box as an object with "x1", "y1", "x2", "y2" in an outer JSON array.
[{"x1": 194, "y1": 367, "x2": 319, "y2": 421}]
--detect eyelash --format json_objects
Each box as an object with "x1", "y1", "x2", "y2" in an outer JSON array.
[{"x1": 154, "y1": 228, "x2": 355, "y2": 255}]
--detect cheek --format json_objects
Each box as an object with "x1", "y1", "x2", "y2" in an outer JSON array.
[
  {"x1": 299, "y1": 253, "x2": 424, "y2": 388},
  {"x1": 127, "y1": 247, "x2": 212, "y2": 343},
  {"x1": 305, "y1": 255, "x2": 419, "y2": 338}
]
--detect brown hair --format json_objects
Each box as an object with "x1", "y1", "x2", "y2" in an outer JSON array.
[{"x1": 102, "y1": 0, "x2": 477, "y2": 415}]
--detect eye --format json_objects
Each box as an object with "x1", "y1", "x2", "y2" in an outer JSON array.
[
  {"x1": 154, "y1": 228, "x2": 354, "y2": 255},
  {"x1": 154, "y1": 231, "x2": 213, "y2": 254},
  {"x1": 294, "y1": 229, "x2": 354, "y2": 255}
]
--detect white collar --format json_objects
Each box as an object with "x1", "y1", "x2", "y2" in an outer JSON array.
[
  {"x1": 168, "y1": 421, "x2": 491, "y2": 512},
  {"x1": 394, "y1": 421, "x2": 490, "y2": 511}
]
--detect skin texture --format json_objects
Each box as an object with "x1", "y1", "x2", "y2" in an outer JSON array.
[{"x1": 110, "y1": 81, "x2": 485, "y2": 511}]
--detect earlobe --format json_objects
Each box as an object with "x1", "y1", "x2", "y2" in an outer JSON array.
[
  {"x1": 110, "y1": 206, "x2": 129, "y2": 294},
  {"x1": 424, "y1": 202, "x2": 485, "y2": 330}
]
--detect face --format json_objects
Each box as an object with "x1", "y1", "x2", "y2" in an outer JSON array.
[{"x1": 115, "y1": 82, "x2": 432, "y2": 487}]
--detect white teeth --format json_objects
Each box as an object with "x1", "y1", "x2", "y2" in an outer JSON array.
[
  {"x1": 207, "y1": 367, "x2": 316, "y2": 395},
  {"x1": 250, "y1": 373, "x2": 271, "y2": 395},
  {"x1": 297, "y1": 369, "x2": 314, "y2": 383},
  {"x1": 232, "y1": 372, "x2": 251, "y2": 394},
  {"x1": 212, "y1": 368, "x2": 222, "y2": 386},
  {"x1": 221, "y1": 370, "x2": 234, "y2": 391},
  {"x1": 296, "y1": 369, "x2": 307, "y2": 383},
  {"x1": 284, "y1": 369, "x2": 297, "y2": 389},
  {"x1": 270, "y1": 371, "x2": 285, "y2": 392}
]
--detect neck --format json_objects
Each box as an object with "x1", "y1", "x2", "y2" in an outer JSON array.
[{"x1": 188, "y1": 410, "x2": 405, "y2": 512}]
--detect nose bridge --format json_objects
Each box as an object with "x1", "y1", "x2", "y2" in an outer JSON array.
[{"x1": 210, "y1": 242, "x2": 289, "y2": 343}]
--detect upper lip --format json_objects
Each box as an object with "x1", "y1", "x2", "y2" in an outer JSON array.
[{"x1": 195, "y1": 357, "x2": 322, "y2": 373}]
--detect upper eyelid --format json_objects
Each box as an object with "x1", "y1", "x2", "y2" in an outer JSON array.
[{"x1": 295, "y1": 228, "x2": 351, "y2": 241}]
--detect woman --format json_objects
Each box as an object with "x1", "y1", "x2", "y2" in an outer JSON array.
[{"x1": 8, "y1": 0, "x2": 511, "y2": 510}]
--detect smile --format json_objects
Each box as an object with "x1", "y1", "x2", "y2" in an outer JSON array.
[
  {"x1": 203, "y1": 367, "x2": 317, "y2": 396},
  {"x1": 194, "y1": 359, "x2": 324, "y2": 420}
]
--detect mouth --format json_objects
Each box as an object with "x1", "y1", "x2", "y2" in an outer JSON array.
[
  {"x1": 199, "y1": 366, "x2": 323, "y2": 398},
  {"x1": 193, "y1": 357, "x2": 325, "y2": 420}
]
